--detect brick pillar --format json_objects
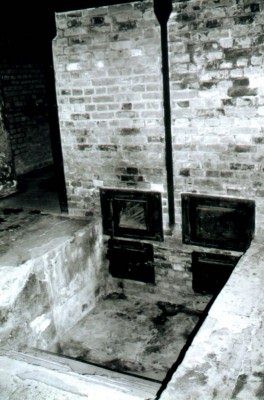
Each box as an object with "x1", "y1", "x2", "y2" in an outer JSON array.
[{"x1": 53, "y1": 0, "x2": 168, "y2": 227}]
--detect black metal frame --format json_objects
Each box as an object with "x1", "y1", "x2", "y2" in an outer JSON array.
[
  {"x1": 100, "y1": 188, "x2": 164, "y2": 241},
  {"x1": 182, "y1": 193, "x2": 255, "y2": 251},
  {"x1": 107, "y1": 239, "x2": 155, "y2": 284}
]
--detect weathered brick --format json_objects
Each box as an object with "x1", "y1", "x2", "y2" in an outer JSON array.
[
  {"x1": 53, "y1": 1, "x2": 166, "y2": 222},
  {"x1": 117, "y1": 20, "x2": 137, "y2": 31},
  {"x1": 53, "y1": 0, "x2": 264, "y2": 239},
  {"x1": 228, "y1": 86, "x2": 257, "y2": 97},
  {"x1": 168, "y1": 0, "x2": 264, "y2": 235},
  {"x1": 179, "y1": 168, "x2": 190, "y2": 177},
  {"x1": 120, "y1": 128, "x2": 140, "y2": 136},
  {"x1": 71, "y1": 113, "x2": 90, "y2": 120}
]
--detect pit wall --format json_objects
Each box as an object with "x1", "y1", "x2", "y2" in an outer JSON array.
[
  {"x1": 104, "y1": 236, "x2": 226, "y2": 307},
  {"x1": 53, "y1": 1, "x2": 168, "y2": 226},
  {"x1": 1, "y1": 242, "x2": 263, "y2": 399},
  {"x1": 159, "y1": 240, "x2": 264, "y2": 400},
  {"x1": 0, "y1": 100, "x2": 17, "y2": 198},
  {"x1": 169, "y1": 0, "x2": 264, "y2": 237},
  {"x1": 0, "y1": 218, "x2": 107, "y2": 351}
]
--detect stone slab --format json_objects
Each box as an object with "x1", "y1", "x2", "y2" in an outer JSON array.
[
  {"x1": 159, "y1": 241, "x2": 264, "y2": 400},
  {"x1": 0, "y1": 348, "x2": 160, "y2": 400}
]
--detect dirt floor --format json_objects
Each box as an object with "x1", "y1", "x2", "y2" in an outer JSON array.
[{"x1": 59, "y1": 291, "x2": 210, "y2": 381}]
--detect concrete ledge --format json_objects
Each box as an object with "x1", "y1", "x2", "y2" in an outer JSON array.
[
  {"x1": 0, "y1": 213, "x2": 107, "y2": 351},
  {"x1": 159, "y1": 240, "x2": 264, "y2": 400},
  {"x1": 0, "y1": 348, "x2": 160, "y2": 400}
]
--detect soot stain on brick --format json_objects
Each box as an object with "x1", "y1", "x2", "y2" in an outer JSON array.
[
  {"x1": 206, "y1": 19, "x2": 221, "y2": 28},
  {"x1": 135, "y1": 2, "x2": 152, "y2": 14},
  {"x1": 234, "y1": 145, "x2": 252, "y2": 153},
  {"x1": 179, "y1": 168, "x2": 190, "y2": 177},
  {"x1": 117, "y1": 20, "x2": 137, "y2": 31},
  {"x1": 224, "y1": 48, "x2": 250, "y2": 62},
  {"x1": 177, "y1": 101, "x2": 190, "y2": 108},
  {"x1": 120, "y1": 128, "x2": 140, "y2": 136},
  {"x1": 97, "y1": 145, "x2": 117, "y2": 152},
  {"x1": 228, "y1": 76, "x2": 257, "y2": 98},
  {"x1": 235, "y1": 15, "x2": 255, "y2": 24},
  {"x1": 222, "y1": 98, "x2": 234, "y2": 106},
  {"x1": 91, "y1": 16, "x2": 105, "y2": 26},
  {"x1": 200, "y1": 81, "x2": 216, "y2": 90},
  {"x1": 233, "y1": 78, "x2": 249, "y2": 87},
  {"x1": 176, "y1": 13, "x2": 196, "y2": 23},
  {"x1": 67, "y1": 19, "x2": 82, "y2": 28},
  {"x1": 254, "y1": 137, "x2": 264, "y2": 144},
  {"x1": 122, "y1": 103, "x2": 132, "y2": 111},
  {"x1": 78, "y1": 144, "x2": 93, "y2": 151},
  {"x1": 228, "y1": 87, "x2": 257, "y2": 98}
]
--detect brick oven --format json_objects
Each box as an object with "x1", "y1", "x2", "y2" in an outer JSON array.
[
  {"x1": 100, "y1": 188, "x2": 163, "y2": 283},
  {"x1": 182, "y1": 193, "x2": 255, "y2": 294},
  {"x1": 49, "y1": 0, "x2": 264, "y2": 387}
]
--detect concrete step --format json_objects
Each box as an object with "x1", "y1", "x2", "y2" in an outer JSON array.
[{"x1": 0, "y1": 347, "x2": 161, "y2": 400}]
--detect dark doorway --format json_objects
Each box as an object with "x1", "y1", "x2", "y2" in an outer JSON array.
[{"x1": 0, "y1": 8, "x2": 68, "y2": 213}]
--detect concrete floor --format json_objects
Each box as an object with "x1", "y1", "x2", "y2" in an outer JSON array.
[{"x1": 59, "y1": 292, "x2": 209, "y2": 381}]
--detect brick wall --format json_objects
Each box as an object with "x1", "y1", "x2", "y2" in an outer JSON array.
[
  {"x1": 168, "y1": 0, "x2": 264, "y2": 236},
  {"x1": 53, "y1": 0, "x2": 264, "y2": 237},
  {"x1": 0, "y1": 63, "x2": 53, "y2": 175},
  {"x1": 0, "y1": 100, "x2": 17, "y2": 198},
  {"x1": 53, "y1": 1, "x2": 168, "y2": 225}
]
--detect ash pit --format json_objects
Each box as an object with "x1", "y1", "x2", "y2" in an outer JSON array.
[{"x1": 0, "y1": 191, "x2": 253, "y2": 383}]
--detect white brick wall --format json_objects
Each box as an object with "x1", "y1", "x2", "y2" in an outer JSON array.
[
  {"x1": 53, "y1": 1, "x2": 168, "y2": 225},
  {"x1": 169, "y1": 0, "x2": 264, "y2": 237}
]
